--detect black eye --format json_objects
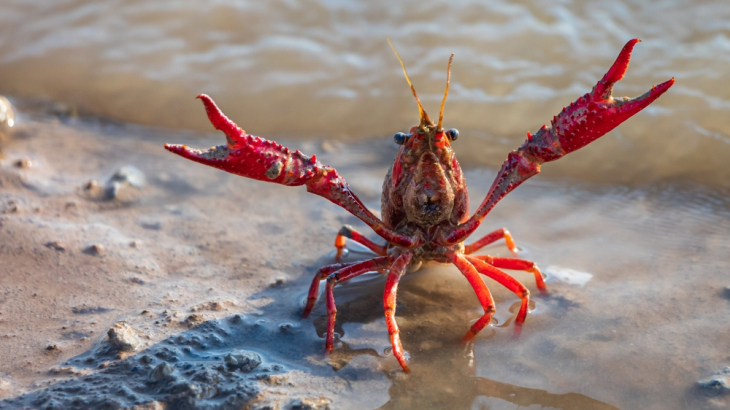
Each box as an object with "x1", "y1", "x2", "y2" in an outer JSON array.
[
  {"x1": 394, "y1": 132, "x2": 408, "y2": 145},
  {"x1": 446, "y1": 128, "x2": 459, "y2": 141}
]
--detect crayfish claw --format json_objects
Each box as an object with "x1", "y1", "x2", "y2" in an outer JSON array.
[
  {"x1": 595, "y1": 38, "x2": 640, "y2": 99},
  {"x1": 552, "y1": 39, "x2": 674, "y2": 156}
]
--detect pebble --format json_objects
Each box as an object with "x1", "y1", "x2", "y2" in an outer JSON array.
[
  {"x1": 107, "y1": 322, "x2": 140, "y2": 352},
  {"x1": 14, "y1": 158, "x2": 32, "y2": 168},
  {"x1": 0, "y1": 96, "x2": 15, "y2": 129},
  {"x1": 84, "y1": 244, "x2": 106, "y2": 256}
]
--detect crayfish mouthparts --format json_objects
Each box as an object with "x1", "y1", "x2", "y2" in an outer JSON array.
[{"x1": 165, "y1": 39, "x2": 673, "y2": 373}]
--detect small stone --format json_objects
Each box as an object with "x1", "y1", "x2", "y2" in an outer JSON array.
[
  {"x1": 45, "y1": 241, "x2": 66, "y2": 252},
  {"x1": 140, "y1": 309, "x2": 150, "y2": 315},
  {"x1": 107, "y1": 322, "x2": 140, "y2": 352},
  {"x1": 224, "y1": 350, "x2": 262, "y2": 372},
  {"x1": 698, "y1": 367, "x2": 730, "y2": 393},
  {"x1": 130, "y1": 240, "x2": 143, "y2": 249},
  {"x1": 149, "y1": 362, "x2": 175, "y2": 382},
  {"x1": 84, "y1": 180, "x2": 100, "y2": 190},
  {"x1": 723, "y1": 286, "x2": 730, "y2": 299},
  {"x1": 131, "y1": 277, "x2": 145, "y2": 285},
  {"x1": 14, "y1": 158, "x2": 32, "y2": 168},
  {"x1": 46, "y1": 344, "x2": 59, "y2": 351},
  {"x1": 270, "y1": 274, "x2": 288, "y2": 287},
  {"x1": 83, "y1": 244, "x2": 105, "y2": 256}
]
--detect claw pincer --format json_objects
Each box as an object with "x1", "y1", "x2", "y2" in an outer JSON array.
[{"x1": 165, "y1": 94, "x2": 321, "y2": 187}]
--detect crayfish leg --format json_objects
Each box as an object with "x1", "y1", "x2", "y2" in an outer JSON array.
[
  {"x1": 449, "y1": 254, "x2": 496, "y2": 343},
  {"x1": 383, "y1": 253, "x2": 413, "y2": 372},
  {"x1": 463, "y1": 228, "x2": 518, "y2": 256}
]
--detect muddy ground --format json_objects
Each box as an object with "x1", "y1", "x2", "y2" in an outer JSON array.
[{"x1": 0, "y1": 107, "x2": 729, "y2": 409}]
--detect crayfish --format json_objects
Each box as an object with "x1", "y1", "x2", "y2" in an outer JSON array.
[{"x1": 165, "y1": 39, "x2": 673, "y2": 372}]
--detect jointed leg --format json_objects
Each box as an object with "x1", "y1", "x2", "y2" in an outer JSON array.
[
  {"x1": 465, "y1": 255, "x2": 532, "y2": 326},
  {"x1": 448, "y1": 253, "x2": 496, "y2": 342},
  {"x1": 471, "y1": 255, "x2": 547, "y2": 294},
  {"x1": 323, "y1": 256, "x2": 394, "y2": 352},
  {"x1": 383, "y1": 253, "x2": 413, "y2": 372},
  {"x1": 303, "y1": 261, "x2": 358, "y2": 318},
  {"x1": 335, "y1": 224, "x2": 388, "y2": 261},
  {"x1": 463, "y1": 228, "x2": 517, "y2": 256}
]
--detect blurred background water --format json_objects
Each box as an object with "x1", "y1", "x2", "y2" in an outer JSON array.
[{"x1": 1, "y1": 0, "x2": 730, "y2": 187}]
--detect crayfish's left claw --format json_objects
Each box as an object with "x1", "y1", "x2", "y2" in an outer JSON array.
[
  {"x1": 437, "y1": 39, "x2": 674, "y2": 246},
  {"x1": 551, "y1": 39, "x2": 675, "y2": 156}
]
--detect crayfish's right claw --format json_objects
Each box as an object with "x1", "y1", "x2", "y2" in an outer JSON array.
[
  {"x1": 165, "y1": 94, "x2": 320, "y2": 187},
  {"x1": 437, "y1": 39, "x2": 674, "y2": 246}
]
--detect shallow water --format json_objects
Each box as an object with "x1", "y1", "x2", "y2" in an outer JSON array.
[{"x1": 1, "y1": 1, "x2": 730, "y2": 409}]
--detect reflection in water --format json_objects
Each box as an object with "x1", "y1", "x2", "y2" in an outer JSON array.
[{"x1": 310, "y1": 264, "x2": 618, "y2": 409}]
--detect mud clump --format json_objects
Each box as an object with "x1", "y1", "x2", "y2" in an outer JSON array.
[
  {"x1": 190, "y1": 300, "x2": 235, "y2": 312},
  {"x1": 225, "y1": 350, "x2": 262, "y2": 372},
  {"x1": 106, "y1": 165, "x2": 146, "y2": 200},
  {"x1": 149, "y1": 362, "x2": 175, "y2": 382},
  {"x1": 184, "y1": 314, "x2": 206, "y2": 328},
  {"x1": 44, "y1": 241, "x2": 66, "y2": 252},
  {"x1": 698, "y1": 367, "x2": 730, "y2": 393},
  {"x1": 83, "y1": 165, "x2": 146, "y2": 202},
  {"x1": 290, "y1": 397, "x2": 332, "y2": 410},
  {"x1": 107, "y1": 322, "x2": 140, "y2": 352}
]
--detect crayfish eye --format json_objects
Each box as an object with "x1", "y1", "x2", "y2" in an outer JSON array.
[
  {"x1": 394, "y1": 132, "x2": 408, "y2": 145},
  {"x1": 446, "y1": 128, "x2": 459, "y2": 141}
]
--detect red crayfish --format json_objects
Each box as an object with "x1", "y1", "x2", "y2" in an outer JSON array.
[{"x1": 165, "y1": 39, "x2": 673, "y2": 372}]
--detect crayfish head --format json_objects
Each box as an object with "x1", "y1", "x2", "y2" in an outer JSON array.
[
  {"x1": 383, "y1": 42, "x2": 468, "y2": 229},
  {"x1": 389, "y1": 125, "x2": 463, "y2": 227}
]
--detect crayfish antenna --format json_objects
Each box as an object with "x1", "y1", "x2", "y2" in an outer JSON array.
[
  {"x1": 388, "y1": 39, "x2": 432, "y2": 128},
  {"x1": 437, "y1": 54, "x2": 454, "y2": 132}
]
